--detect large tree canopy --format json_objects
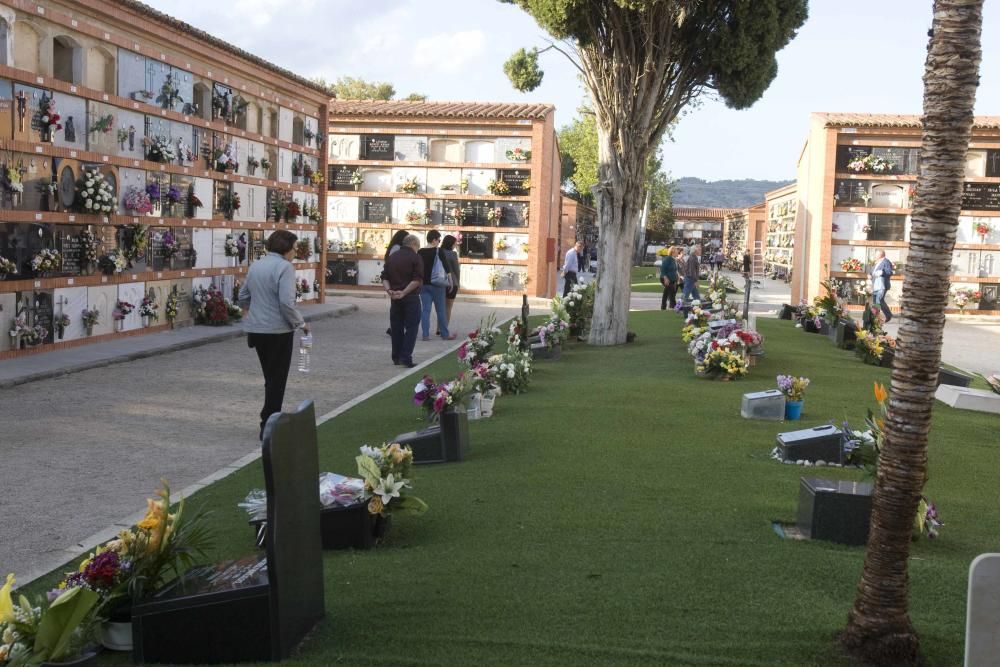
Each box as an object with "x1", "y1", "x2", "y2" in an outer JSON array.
[
  {"x1": 311, "y1": 76, "x2": 427, "y2": 102},
  {"x1": 500, "y1": 0, "x2": 806, "y2": 345}
]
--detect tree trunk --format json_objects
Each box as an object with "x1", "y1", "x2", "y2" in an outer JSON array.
[
  {"x1": 588, "y1": 122, "x2": 644, "y2": 346},
  {"x1": 840, "y1": 2, "x2": 982, "y2": 664}
]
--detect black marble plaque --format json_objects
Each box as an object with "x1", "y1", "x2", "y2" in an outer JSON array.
[
  {"x1": 962, "y1": 182, "x2": 1000, "y2": 211},
  {"x1": 463, "y1": 200, "x2": 493, "y2": 226},
  {"x1": 149, "y1": 226, "x2": 169, "y2": 271},
  {"x1": 250, "y1": 231, "x2": 265, "y2": 262},
  {"x1": 361, "y1": 135, "x2": 394, "y2": 160},
  {"x1": 329, "y1": 165, "x2": 356, "y2": 191},
  {"x1": 981, "y1": 284, "x2": 1000, "y2": 309},
  {"x1": 326, "y1": 259, "x2": 359, "y2": 285},
  {"x1": 31, "y1": 291, "x2": 54, "y2": 345},
  {"x1": 461, "y1": 232, "x2": 494, "y2": 259},
  {"x1": 498, "y1": 169, "x2": 530, "y2": 196},
  {"x1": 441, "y1": 199, "x2": 465, "y2": 226},
  {"x1": 834, "y1": 180, "x2": 867, "y2": 206},
  {"x1": 867, "y1": 214, "x2": 906, "y2": 241},
  {"x1": 499, "y1": 202, "x2": 528, "y2": 228},
  {"x1": 359, "y1": 197, "x2": 392, "y2": 223},
  {"x1": 987, "y1": 150, "x2": 1000, "y2": 178},
  {"x1": 57, "y1": 226, "x2": 84, "y2": 276},
  {"x1": 836, "y1": 145, "x2": 870, "y2": 171}
]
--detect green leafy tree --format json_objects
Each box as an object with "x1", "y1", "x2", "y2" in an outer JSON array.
[
  {"x1": 311, "y1": 77, "x2": 428, "y2": 102},
  {"x1": 500, "y1": 0, "x2": 807, "y2": 345},
  {"x1": 643, "y1": 170, "x2": 675, "y2": 252},
  {"x1": 558, "y1": 109, "x2": 598, "y2": 204}
]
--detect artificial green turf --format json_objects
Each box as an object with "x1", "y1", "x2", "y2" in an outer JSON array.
[
  {"x1": 631, "y1": 265, "x2": 664, "y2": 292},
  {"x1": 28, "y1": 313, "x2": 998, "y2": 665}
]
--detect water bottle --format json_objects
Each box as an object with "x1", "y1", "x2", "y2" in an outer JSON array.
[{"x1": 297, "y1": 331, "x2": 312, "y2": 373}]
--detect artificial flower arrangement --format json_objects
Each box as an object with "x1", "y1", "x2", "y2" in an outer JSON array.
[
  {"x1": 458, "y1": 313, "x2": 502, "y2": 367},
  {"x1": 260, "y1": 157, "x2": 272, "y2": 173},
  {"x1": 309, "y1": 172, "x2": 325, "y2": 187},
  {"x1": 160, "y1": 230, "x2": 180, "y2": 259},
  {"x1": 506, "y1": 147, "x2": 531, "y2": 161},
  {"x1": 247, "y1": 156, "x2": 260, "y2": 173},
  {"x1": 212, "y1": 147, "x2": 236, "y2": 173},
  {"x1": 218, "y1": 189, "x2": 241, "y2": 218},
  {"x1": 449, "y1": 207, "x2": 467, "y2": 224},
  {"x1": 165, "y1": 292, "x2": 179, "y2": 323},
  {"x1": 413, "y1": 372, "x2": 474, "y2": 419},
  {"x1": 557, "y1": 281, "x2": 596, "y2": 333},
  {"x1": 840, "y1": 257, "x2": 864, "y2": 273},
  {"x1": 90, "y1": 113, "x2": 114, "y2": 135},
  {"x1": 145, "y1": 135, "x2": 177, "y2": 163},
  {"x1": 404, "y1": 209, "x2": 425, "y2": 224},
  {"x1": 485, "y1": 351, "x2": 532, "y2": 395},
  {"x1": 30, "y1": 248, "x2": 62, "y2": 274},
  {"x1": 302, "y1": 162, "x2": 314, "y2": 182},
  {"x1": 487, "y1": 206, "x2": 504, "y2": 225},
  {"x1": 285, "y1": 201, "x2": 302, "y2": 221},
  {"x1": 224, "y1": 234, "x2": 240, "y2": 257},
  {"x1": 681, "y1": 304, "x2": 711, "y2": 343},
  {"x1": 397, "y1": 176, "x2": 420, "y2": 194},
  {"x1": 192, "y1": 286, "x2": 241, "y2": 325},
  {"x1": 139, "y1": 296, "x2": 158, "y2": 321},
  {"x1": 189, "y1": 192, "x2": 203, "y2": 213},
  {"x1": 0, "y1": 256, "x2": 17, "y2": 278},
  {"x1": 97, "y1": 249, "x2": 127, "y2": 275},
  {"x1": 81, "y1": 308, "x2": 100, "y2": 330},
  {"x1": 114, "y1": 299, "x2": 135, "y2": 321},
  {"x1": 4, "y1": 166, "x2": 23, "y2": 194},
  {"x1": 295, "y1": 279, "x2": 310, "y2": 300},
  {"x1": 487, "y1": 179, "x2": 510, "y2": 196},
  {"x1": 777, "y1": 374, "x2": 810, "y2": 402},
  {"x1": 973, "y1": 219, "x2": 993, "y2": 239},
  {"x1": 122, "y1": 224, "x2": 149, "y2": 266},
  {"x1": 21, "y1": 323, "x2": 48, "y2": 346},
  {"x1": 123, "y1": 185, "x2": 153, "y2": 215},
  {"x1": 853, "y1": 307, "x2": 896, "y2": 365},
  {"x1": 843, "y1": 383, "x2": 944, "y2": 539},
  {"x1": 695, "y1": 336, "x2": 749, "y2": 380},
  {"x1": 812, "y1": 280, "x2": 846, "y2": 327},
  {"x1": 74, "y1": 167, "x2": 115, "y2": 215},
  {"x1": 349, "y1": 169, "x2": 363, "y2": 187},
  {"x1": 36, "y1": 93, "x2": 63, "y2": 139},
  {"x1": 55, "y1": 313, "x2": 71, "y2": 332},
  {"x1": 845, "y1": 153, "x2": 896, "y2": 174},
  {"x1": 166, "y1": 185, "x2": 182, "y2": 207},
  {"x1": 355, "y1": 443, "x2": 428, "y2": 516},
  {"x1": 146, "y1": 181, "x2": 161, "y2": 207},
  {"x1": 537, "y1": 302, "x2": 571, "y2": 350},
  {"x1": 950, "y1": 287, "x2": 981, "y2": 314},
  {"x1": 495, "y1": 237, "x2": 509, "y2": 251},
  {"x1": 487, "y1": 267, "x2": 505, "y2": 291},
  {"x1": 459, "y1": 178, "x2": 469, "y2": 193},
  {"x1": 271, "y1": 197, "x2": 287, "y2": 222},
  {"x1": 294, "y1": 239, "x2": 313, "y2": 261}
]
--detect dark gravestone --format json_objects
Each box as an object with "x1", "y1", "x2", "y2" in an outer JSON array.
[
  {"x1": 463, "y1": 200, "x2": 494, "y2": 226},
  {"x1": 834, "y1": 180, "x2": 867, "y2": 206},
  {"x1": 797, "y1": 477, "x2": 873, "y2": 546},
  {"x1": 836, "y1": 145, "x2": 871, "y2": 171},
  {"x1": 963, "y1": 183, "x2": 1000, "y2": 211},
  {"x1": 396, "y1": 410, "x2": 470, "y2": 465},
  {"x1": 987, "y1": 150, "x2": 1000, "y2": 178},
  {"x1": 980, "y1": 284, "x2": 999, "y2": 310},
  {"x1": 251, "y1": 500, "x2": 388, "y2": 551},
  {"x1": 834, "y1": 319, "x2": 857, "y2": 349},
  {"x1": 358, "y1": 197, "x2": 392, "y2": 223},
  {"x1": 329, "y1": 165, "x2": 356, "y2": 191},
  {"x1": 778, "y1": 303, "x2": 794, "y2": 319},
  {"x1": 132, "y1": 400, "x2": 325, "y2": 664},
  {"x1": 361, "y1": 135, "x2": 394, "y2": 160},
  {"x1": 499, "y1": 202, "x2": 528, "y2": 228},
  {"x1": 57, "y1": 226, "x2": 84, "y2": 276},
  {"x1": 937, "y1": 367, "x2": 972, "y2": 388},
  {"x1": 776, "y1": 424, "x2": 844, "y2": 463},
  {"x1": 461, "y1": 232, "x2": 493, "y2": 259},
  {"x1": 326, "y1": 259, "x2": 358, "y2": 285},
  {"x1": 498, "y1": 169, "x2": 530, "y2": 196}
]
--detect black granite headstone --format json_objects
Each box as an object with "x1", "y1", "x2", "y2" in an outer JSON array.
[
  {"x1": 329, "y1": 165, "x2": 356, "y2": 191},
  {"x1": 499, "y1": 202, "x2": 528, "y2": 228},
  {"x1": 57, "y1": 226, "x2": 84, "y2": 276},
  {"x1": 461, "y1": 232, "x2": 493, "y2": 259},
  {"x1": 359, "y1": 197, "x2": 393, "y2": 223},
  {"x1": 987, "y1": 150, "x2": 1000, "y2": 178},
  {"x1": 776, "y1": 424, "x2": 844, "y2": 463},
  {"x1": 962, "y1": 183, "x2": 1000, "y2": 211},
  {"x1": 498, "y1": 169, "x2": 530, "y2": 196},
  {"x1": 132, "y1": 400, "x2": 325, "y2": 663},
  {"x1": 980, "y1": 284, "x2": 999, "y2": 309},
  {"x1": 797, "y1": 476, "x2": 872, "y2": 546},
  {"x1": 397, "y1": 410, "x2": 470, "y2": 465},
  {"x1": 361, "y1": 135, "x2": 394, "y2": 161},
  {"x1": 937, "y1": 367, "x2": 972, "y2": 388}
]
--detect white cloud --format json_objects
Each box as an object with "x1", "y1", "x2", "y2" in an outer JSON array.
[{"x1": 412, "y1": 30, "x2": 486, "y2": 75}]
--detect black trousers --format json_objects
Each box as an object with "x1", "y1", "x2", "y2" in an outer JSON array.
[
  {"x1": 661, "y1": 280, "x2": 678, "y2": 310},
  {"x1": 248, "y1": 332, "x2": 294, "y2": 433},
  {"x1": 563, "y1": 271, "x2": 578, "y2": 297}
]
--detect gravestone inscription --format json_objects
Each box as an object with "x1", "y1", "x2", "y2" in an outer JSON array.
[
  {"x1": 361, "y1": 135, "x2": 394, "y2": 160},
  {"x1": 329, "y1": 165, "x2": 356, "y2": 191},
  {"x1": 963, "y1": 183, "x2": 1000, "y2": 211}
]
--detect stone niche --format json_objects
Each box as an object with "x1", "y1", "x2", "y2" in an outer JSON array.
[
  {"x1": 212, "y1": 228, "x2": 234, "y2": 268},
  {"x1": 145, "y1": 279, "x2": 171, "y2": 322},
  {"x1": 192, "y1": 177, "x2": 213, "y2": 219},
  {"x1": 168, "y1": 278, "x2": 193, "y2": 322},
  {"x1": 464, "y1": 140, "x2": 496, "y2": 164},
  {"x1": 117, "y1": 48, "x2": 150, "y2": 100},
  {"x1": 170, "y1": 120, "x2": 198, "y2": 166},
  {"x1": 112, "y1": 107, "x2": 145, "y2": 160},
  {"x1": 496, "y1": 137, "x2": 532, "y2": 163},
  {"x1": 86, "y1": 101, "x2": 120, "y2": 155},
  {"x1": 13, "y1": 82, "x2": 46, "y2": 143},
  {"x1": 117, "y1": 167, "x2": 146, "y2": 216},
  {"x1": 192, "y1": 228, "x2": 213, "y2": 269},
  {"x1": 328, "y1": 134, "x2": 360, "y2": 161},
  {"x1": 391, "y1": 167, "x2": 426, "y2": 194},
  {"x1": 118, "y1": 281, "x2": 146, "y2": 331},
  {"x1": 392, "y1": 197, "x2": 427, "y2": 224},
  {"x1": 357, "y1": 259, "x2": 384, "y2": 287},
  {"x1": 428, "y1": 138, "x2": 462, "y2": 163},
  {"x1": 462, "y1": 168, "x2": 496, "y2": 195},
  {"x1": 966, "y1": 150, "x2": 986, "y2": 178},
  {"x1": 0, "y1": 79, "x2": 13, "y2": 141},
  {"x1": 394, "y1": 136, "x2": 427, "y2": 162},
  {"x1": 52, "y1": 92, "x2": 86, "y2": 151},
  {"x1": 425, "y1": 168, "x2": 462, "y2": 195},
  {"x1": 87, "y1": 284, "x2": 117, "y2": 337},
  {"x1": 277, "y1": 148, "x2": 295, "y2": 183},
  {"x1": 7, "y1": 151, "x2": 53, "y2": 212},
  {"x1": 0, "y1": 291, "x2": 17, "y2": 352},
  {"x1": 870, "y1": 183, "x2": 906, "y2": 210},
  {"x1": 278, "y1": 106, "x2": 294, "y2": 143}
]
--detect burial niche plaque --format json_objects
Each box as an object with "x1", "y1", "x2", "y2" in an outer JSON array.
[
  {"x1": 133, "y1": 401, "x2": 324, "y2": 664},
  {"x1": 359, "y1": 197, "x2": 393, "y2": 223},
  {"x1": 963, "y1": 183, "x2": 1000, "y2": 211},
  {"x1": 498, "y1": 169, "x2": 530, "y2": 196},
  {"x1": 361, "y1": 135, "x2": 394, "y2": 161},
  {"x1": 329, "y1": 165, "x2": 356, "y2": 191},
  {"x1": 461, "y1": 232, "x2": 494, "y2": 259}
]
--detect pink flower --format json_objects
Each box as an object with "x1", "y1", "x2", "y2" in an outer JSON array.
[
  {"x1": 457, "y1": 342, "x2": 467, "y2": 360},
  {"x1": 413, "y1": 391, "x2": 427, "y2": 406},
  {"x1": 433, "y1": 395, "x2": 447, "y2": 413}
]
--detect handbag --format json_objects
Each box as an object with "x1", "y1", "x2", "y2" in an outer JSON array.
[{"x1": 430, "y1": 249, "x2": 452, "y2": 288}]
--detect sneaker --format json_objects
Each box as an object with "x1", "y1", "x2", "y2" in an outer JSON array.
[
  {"x1": 403, "y1": 361, "x2": 417, "y2": 368},
  {"x1": 422, "y1": 336, "x2": 430, "y2": 341}
]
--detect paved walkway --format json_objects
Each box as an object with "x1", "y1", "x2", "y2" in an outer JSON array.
[
  {"x1": 1, "y1": 297, "x2": 515, "y2": 583},
  {"x1": 630, "y1": 269, "x2": 1000, "y2": 377}
]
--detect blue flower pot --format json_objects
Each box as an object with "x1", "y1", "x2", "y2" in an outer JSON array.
[{"x1": 785, "y1": 400, "x2": 804, "y2": 420}]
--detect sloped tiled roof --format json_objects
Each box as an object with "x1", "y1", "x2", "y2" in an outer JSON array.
[
  {"x1": 818, "y1": 112, "x2": 1000, "y2": 130},
  {"x1": 328, "y1": 100, "x2": 555, "y2": 120},
  {"x1": 117, "y1": 0, "x2": 331, "y2": 95},
  {"x1": 673, "y1": 207, "x2": 741, "y2": 220}
]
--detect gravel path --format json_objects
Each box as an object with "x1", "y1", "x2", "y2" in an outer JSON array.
[{"x1": 1, "y1": 297, "x2": 514, "y2": 582}]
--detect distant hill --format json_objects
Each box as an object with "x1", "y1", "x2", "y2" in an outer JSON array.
[{"x1": 672, "y1": 177, "x2": 794, "y2": 208}]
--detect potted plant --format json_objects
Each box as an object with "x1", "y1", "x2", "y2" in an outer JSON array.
[{"x1": 777, "y1": 374, "x2": 810, "y2": 420}]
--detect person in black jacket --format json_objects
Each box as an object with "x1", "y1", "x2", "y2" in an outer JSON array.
[
  {"x1": 416, "y1": 230, "x2": 455, "y2": 340},
  {"x1": 382, "y1": 230, "x2": 410, "y2": 335},
  {"x1": 439, "y1": 234, "x2": 461, "y2": 334}
]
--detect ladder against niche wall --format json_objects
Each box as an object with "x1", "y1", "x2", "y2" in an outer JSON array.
[{"x1": 752, "y1": 241, "x2": 765, "y2": 281}]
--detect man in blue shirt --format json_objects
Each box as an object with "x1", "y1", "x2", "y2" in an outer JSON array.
[
  {"x1": 870, "y1": 249, "x2": 894, "y2": 322},
  {"x1": 561, "y1": 241, "x2": 583, "y2": 296}
]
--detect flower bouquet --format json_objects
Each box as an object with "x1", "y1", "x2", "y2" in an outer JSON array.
[
  {"x1": 485, "y1": 350, "x2": 532, "y2": 394},
  {"x1": 840, "y1": 257, "x2": 864, "y2": 273},
  {"x1": 246, "y1": 156, "x2": 260, "y2": 174},
  {"x1": 31, "y1": 248, "x2": 62, "y2": 274},
  {"x1": 695, "y1": 342, "x2": 748, "y2": 380},
  {"x1": 285, "y1": 200, "x2": 302, "y2": 221},
  {"x1": 813, "y1": 280, "x2": 846, "y2": 326},
  {"x1": 777, "y1": 374, "x2": 810, "y2": 402},
  {"x1": 260, "y1": 157, "x2": 272, "y2": 173},
  {"x1": 397, "y1": 176, "x2": 420, "y2": 194},
  {"x1": 139, "y1": 296, "x2": 158, "y2": 324},
  {"x1": 294, "y1": 239, "x2": 313, "y2": 261},
  {"x1": 404, "y1": 209, "x2": 425, "y2": 224},
  {"x1": 536, "y1": 314, "x2": 570, "y2": 350},
  {"x1": 487, "y1": 206, "x2": 504, "y2": 225},
  {"x1": 224, "y1": 234, "x2": 240, "y2": 258},
  {"x1": 846, "y1": 153, "x2": 895, "y2": 174},
  {"x1": 98, "y1": 249, "x2": 127, "y2": 275},
  {"x1": 160, "y1": 230, "x2": 180, "y2": 260},
  {"x1": 854, "y1": 328, "x2": 896, "y2": 365},
  {"x1": 295, "y1": 279, "x2": 310, "y2": 300},
  {"x1": 487, "y1": 179, "x2": 510, "y2": 195},
  {"x1": 349, "y1": 169, "x2": 363, "y2": 189},
  {"x1": 75, "y1": 167, "x2": 116, "y2": 215},
  {"x1": 4, "y1": 166, "x2": 23, "y2": 195},
  {"x1": 145, "y1": 135, "x2": 177, "y2": 163},
  {"x1": 165, "y1": 293, "x2": 179, "y2": 324},
  {"x1": 81, "y1": 308, "x2": 100, "y2": 333},
  {"x1": 457, "y1": 313, "x2": 502, "y2": 367},
  {"x1": 413, "y1": 373, "x2": 474, "y2": 419},
  {"x1": 505, "y1": 147, "x2": 531, "y2": 161},
  {"x1": 355, "y1": 444, "x2": 428, "y2": 516},
  {"x1": 166, "y1": 185, "x2": 182, "y2": 208},
  {"x1": 123, "y1": 186, "x2": 153, "y2": 215},
  {"x1": 950, "y1": 287, "x2": 981, "y2": 313},
  {"x1": 122, "y1": 224, "x2": 149, "y2": 266},
  {"x1": 0, "y1": 256, "x2": 17, "y2": 278},
  {"x1": 973, "y1": 219, "x2": 993, "y2": 239},
  {"x1": 37, "y1": 93, "x2": 63, "y2": 141},
  {"x1": 218, "y1": 190, "x2": 241, "y2": 218},
  {"x1": 114, "y1": 300, "x2": 134, "y2": 321},
  {"x1": 193, "y1": 286, "x2": 240, "y2": 325}
]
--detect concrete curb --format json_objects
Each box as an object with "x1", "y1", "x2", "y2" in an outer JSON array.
[
  {"x1": 326, "y1": 289, "x2": 552, "y2": 308},
  {"x1": 0, "y1": 304, "x2": 358, "y2": 390},
  {"x1": 20, "y1": 314, "x2": 513, "y2": 586}
]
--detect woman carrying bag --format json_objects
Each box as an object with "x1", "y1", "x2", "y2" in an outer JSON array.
[{"x1": 417, "y1": 230, "x2": 455, "y2": 340}]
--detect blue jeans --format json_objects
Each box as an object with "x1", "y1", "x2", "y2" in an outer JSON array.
[
  {"x1": 873, "y1": 289, "x2": 892, "y2": 322},
  {"x1": 420, "y1": 284, "x2": 450, "y2": 338},
  {"x1": 390, "y1": 294, "x2": 421, "y2": 364},
  {"x1": 682, "y1": 277, "x2": 701, "y2": 302}
]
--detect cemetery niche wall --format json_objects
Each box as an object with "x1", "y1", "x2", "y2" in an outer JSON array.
[
  {"x1": 789, "y1": 112, "x2": 1000, "y2": 315},
  {"x1": 326, "y1": 100, "x2": 562, "y2": 298},
  {"x1": 0, "y1": 0, "x2": 329, "y2": 358}
]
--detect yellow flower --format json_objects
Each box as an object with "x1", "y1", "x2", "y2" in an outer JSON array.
[
  {"x1": 137, "y1": 517, "x2": 158, "y2": 530},
  {"x1": 0, "y1": 573, "x2": 15, "y2": 623},
  {"x1": 874, "y1": 382, "x2": 888, "y2": 404},
  {"x1": 368, "y1": 496, "x2": 384, "y2": 515}
]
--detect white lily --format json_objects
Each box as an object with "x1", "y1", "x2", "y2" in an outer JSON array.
[{"x1": 374, "y1": 474, "x2": 405, "y2": 505}]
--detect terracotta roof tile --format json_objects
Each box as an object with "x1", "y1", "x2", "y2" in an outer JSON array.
[
  {"x1": 672, "y1": 207, "x2": 742, "y2": 220},
  {"x1": 328, "y1": 100, "x2": 554, "y2": 120},
  {"x1": 117, "y1": 0, "x2": 331, "y2": 96},
  {"x1": 818, "y1": 112, "x2": 1000, "y2": 130}
]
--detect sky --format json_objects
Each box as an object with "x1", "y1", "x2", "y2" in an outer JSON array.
[{"x1": 144, "y1": 0, "x2": 1000, "y2": 182}]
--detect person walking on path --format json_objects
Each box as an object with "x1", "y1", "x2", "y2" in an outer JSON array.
[
  {"x1": 682, "y1": 245, "x2": 702, "y2": 302},
  {"x1": 238, "y1": 229, "x2": 308, "y2": 440},
  {"x1": 382, "y1": 234, "x2": 424, "y2": 368},
  {"x1": 562, "y1": 240, "x2": 584, "y2": 296},
  {"x1": 870, "y1": 249, "x2": 894, "y2": 322},
  {"x1": 417, "y1": 230, "x2": 455, "y2": 340},
  {"x1": 383, "y1": 229, "x2": 410, "y2": 336},
  {"x1": 439, "y1": 234, "x2": 461, "y2": 334},
  {"x1": 659, "y1": 246, "x2": 680, "y2": 310}
]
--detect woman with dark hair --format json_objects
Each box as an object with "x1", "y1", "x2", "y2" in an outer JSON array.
[
  {"x1": 439, "y1": 234, "x2": 461, "y2": 334},
  {"x1": 238, "y1": 229, "x2": 308, "y2": 440},
  {"x1": 383, "y1": 229, "x2": 410, "y2": 335},
  {"x1": 417, "y1": 229, "x2": 454, "y2": 340}
]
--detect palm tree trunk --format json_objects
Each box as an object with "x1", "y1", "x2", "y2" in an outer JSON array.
[{"x1": 840, "y1": 1, "x2": 983, "y2": 664}]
